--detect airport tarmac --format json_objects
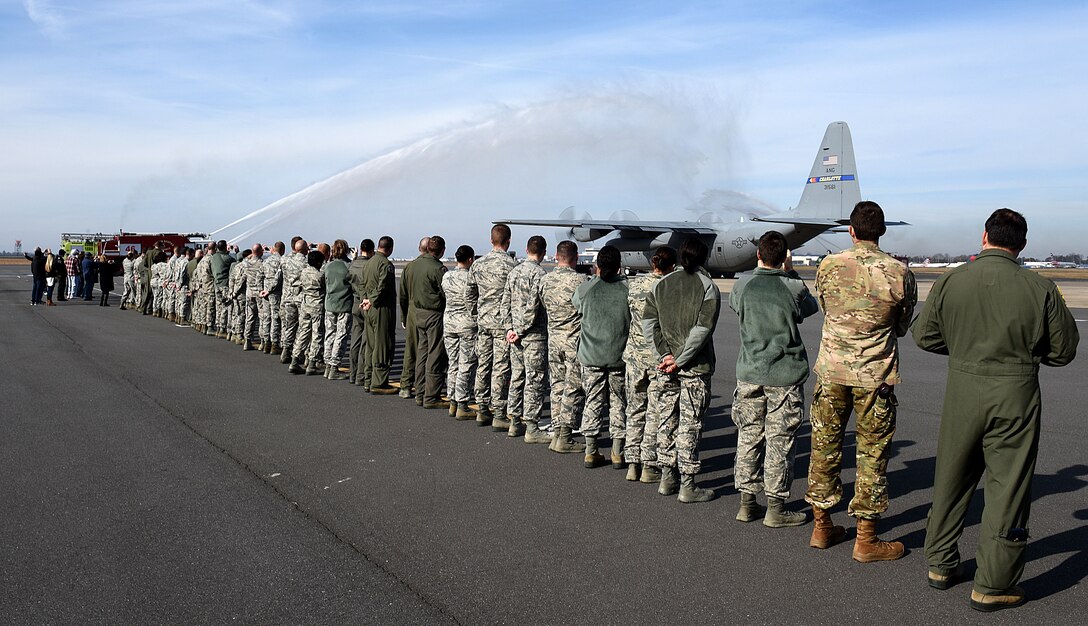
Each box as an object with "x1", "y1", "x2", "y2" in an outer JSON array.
[{"x1": 1, "y1": 265, "x2": 1084, "y2": 624}]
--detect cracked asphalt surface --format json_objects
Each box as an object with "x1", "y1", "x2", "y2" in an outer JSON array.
[{"x1": 2, "y1": 266, "x2": 1084, "y2": 624}]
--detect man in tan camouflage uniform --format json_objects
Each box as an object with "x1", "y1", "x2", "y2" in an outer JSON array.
[
  {"x1": 805, "y1": 200, "x2": 917, "y2": 562},
  {"x1": 468, "y1": 224, "x2": 516, "y2": 428},
  {"x1": 501, "y1": 235, "x2": 552, "y2": 444},
  {"x1": 229, "y1": 249, "x2": 250, "y2": 343},
  {"x1": 280, "y1": 238, "x2": 307, "y2": 363},
  {"x1": 259, "y1": 241, "x2": 284, "y2": 354},
  {"x1": 241, "y1": 244, "x2": 265, "y2": 351},
  {"x1": 193, "y1": 245, "x2": 214, "y2": 333},
  {"x1": 441, "y1": 245, "x2": 477, "y2": 418},
  {"x1": 623, "y1": 246, "x2": 674, "y2": 482},
  {"x1": 541, "y1": 241, "x2": 588, "y2": 454},
  {"x1": 289, "y1": 250, "x2": 326, "y2": 376}
]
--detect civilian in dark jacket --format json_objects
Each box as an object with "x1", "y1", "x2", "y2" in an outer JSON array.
[
  {"x1": 98, "y1": 256, "x2": 116, "y2": 306},
  {"x1": 24, "y1": 247, "x2": 46, "y2": 305},
  {"x1": 82, "y1": 255, "x2": 97, "y2": 301},
  {"x1": 55, "y1": 251, "x2": 68, "y2": 301}
]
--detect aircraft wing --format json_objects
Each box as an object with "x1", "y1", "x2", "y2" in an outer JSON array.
[
  {"x1": 751, "y1": 217, "x2": 910, "y2": 227},
  {"x1": 495, "y1": 219, "x2": 718, "y2": 236}
]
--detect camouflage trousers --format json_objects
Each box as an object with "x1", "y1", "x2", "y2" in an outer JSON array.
[
  {"x1": 281, "y1": 300, "x2": 300, "y2": 357},
  {"x1": 133, "y1": 275, "x2": 143, "y2": 309},
  {"x1": 581, "y1": 364, "x2": 626, "y2": 439},
  {"x1": 655, "y1": 371, "x2": 711, "y2": 475},
  {"x1": 733, "y1": 381, "x2": 805, "y2": 500},
  {"x1": 176, "y1": 289, "x2": 190, "y2": 322},
  {"x1": 261, "y1": 293, "x2": 281, "y2": 344},
  {"x1": 294, "y1": 304, "x2": 324, "y2": 364},
  {"x1": 324, "y1": 311, "x2": 351, "y2": 367},
  {"x1": 190, "y1": 288, "x2": 203, "y2": 324},
  {"x1": 122, "y1": 276, "x2": 134, "y2": 308},
  {"x1": 243, "y1": 296, "x2": 262, "y2": 342},
  {"x1": 804, "y1": 379, "x2": 897, "y2": 519},
  {"x1": 547, "y1": 339, "x2": 584, "y2": 428},
  {"x1": 444, "y1": 331, "x2": 477, "y2": 404},
  {"x1": 202, "y1": 288, "x2": 217, "y2": 331},
  {"x1": 231, "y1": 298, "x2": 245, "y2": 337},
  {"x1": 151, "y1": 285, "x2": 162, "y2": 314},
  {"x1": 623, "y1": 362, "x2": 659, "y2": 464},
  {"x1": 474, "y1": 329, "x2": 510, "y2": 414},
  {"x1": 215, "y1": 285, "x2": 233, "y2": 333},
  {"x1": 508, "y1": 337, "x2": 546, "y2": 423}
]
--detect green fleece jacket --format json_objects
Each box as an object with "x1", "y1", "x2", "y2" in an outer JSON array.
[
  {"x1": 729, "y1": 267, "x2": 819, "y2": 386},
  {"x1": 642, "y1": 268, "x2": 721, "y2": 375},
  {"x1": 572, "y1": 274, "x2": 630, "y2": 367}
]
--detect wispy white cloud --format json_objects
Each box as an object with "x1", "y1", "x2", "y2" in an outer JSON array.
[{"x1": 22, "y1": 0, "x2": 65, "y2": 38}]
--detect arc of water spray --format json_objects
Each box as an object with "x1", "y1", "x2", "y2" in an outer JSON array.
[{"x1": 212, "y1": 111, "x2": 525, "y2": 244}]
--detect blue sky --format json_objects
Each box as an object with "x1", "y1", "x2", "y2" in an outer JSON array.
[{"x1": 2, "y1": 0, "x2": 1086, "y2": 257}]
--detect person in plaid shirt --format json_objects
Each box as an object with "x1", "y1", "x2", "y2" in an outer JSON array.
[{"x1": 65, "y1": 251, "x2": 81, "y2": 299}]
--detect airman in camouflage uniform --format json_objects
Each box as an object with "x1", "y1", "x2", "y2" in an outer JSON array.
[
  {"x1": 540, "y1": 241, "x2": 588, "y2": 454},
  {"x1": 468, "y1": 224, "x2": 516, "y2": 428},
  {"x1": 500, "y1": 235, "x2": 551, "y2": 443},
  {"x1": 572, "y1": 245, "x2": 630, "y2": 468},
  {"x1": 229, "y1": 249, "x2": 251, "y2": 343},
  {"x1": 643, "y1": 238, "x2": 720, "y2": 504},
  {"x1": 207, "y1": 241, "x2": 234, "y2": 338},
  {"x1": 729, "y1": 232, "x2": 818, "y2": 527},
  {"x1": 805, "y1": 201, "x2": 916, "y2": 561},
  {"x1": 280, "y1": 238, "x2": 308, "y2": 363},
  {"x1": 121, "y1": 251, "x2": 136, "y2": 310},
  {"x1": 150, "y1": 257, "x2": 166, "y2": 316},
  {"x1": 260, "y1": 242, "x2": 284, "y2": 354},
  {"x1": 623, "y1": 248, "x2": 672, "y2": 481},
  {"x1": 289, "y1": 250, "x2": 326, "y2": 375},
  {"x1": 441, "y1": 245, "x2": 477, "y2": 418},
  {"x1": 241, "y1": 244, "x2": 265, "y2": 351},
  {"x1": 193, "y1": 248, "x2": 213, "y2": 332}
]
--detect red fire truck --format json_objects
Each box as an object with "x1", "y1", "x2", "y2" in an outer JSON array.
[{"x1": 61, "y1": 232, "x2": 208, "y2": 259}]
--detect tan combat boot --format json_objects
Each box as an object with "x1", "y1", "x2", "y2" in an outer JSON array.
[
  {"x1": 810, "y1": 507, "x2": 847, "y2": 548},
  {"x1": 551, "y1": 426, "x2": 585, "y2": 454},
  {"x1": 852, "y1": 518, "x2": 904, "y2": 562},
  {"x1": 970, "y1": 587, "x2": 1025, "y2": 612}
]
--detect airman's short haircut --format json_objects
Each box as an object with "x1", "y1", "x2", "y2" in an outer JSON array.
[
  {"x1": 217, "y1": 239, "x2": 228, "y2": 252},
  {"x1": 359, "y1": 239, "x2": 375, "y2": 254},
  {"x1": 306, "y1": 250, "x2": 324, "y2": 269},
  {"x1": 455, "y1": 245, "x2": 475, "y2": 263},
  {"x1": 290, "y1": 236, "x2": 302, "y2": 248},
  {"x1": 377, "y1": 236, "x2": 394, "y2": 251},
  {"x1": 526, "y1": 235, "x2": 547, "y2": 257},
  {"x1": 850, "y1": 201, "x2": 887, "y2": 241},
  {"x1": 679, "y1": 238, "x2": 709, "y2": 274},
  {"x1": 491, "y1": 224, "x2": 511, "y2": 246},
  {"x1": 985, "y1": 208, "x2": 1028, "y2": 251},
  {"x1": 555, "y1": 240, "x2": 578, "y2": 263},
  {"x1": 757, "y1": 230, "x2": 788, "y2": 268},
  {"x1": 596, "y1": 245, "x2": 622, "y2": 278},
  {"x1": 274, "y1": 241, "x2": 285, "y2": 254}
]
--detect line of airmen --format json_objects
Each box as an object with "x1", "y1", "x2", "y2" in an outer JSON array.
[{"x1": 118, "y1": 206, "x2": 1077, "y2": 613}]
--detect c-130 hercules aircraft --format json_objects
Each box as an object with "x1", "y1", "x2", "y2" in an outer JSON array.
[{"x1": 497, "y1": 121, "x2": 902, "y2": 277}]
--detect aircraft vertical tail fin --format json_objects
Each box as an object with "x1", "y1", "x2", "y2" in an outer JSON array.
[
  {"x1": 795, "y1": 121, "x2": 860, "y2": 220},
  {"x1": 754, "y1": 121, "x2": 861, "y2": 226}
]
